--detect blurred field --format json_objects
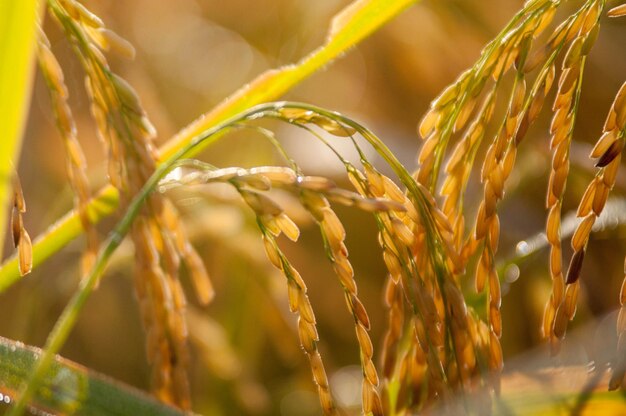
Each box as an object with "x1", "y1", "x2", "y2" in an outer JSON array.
[{"x1": 2, "y1": 1, "x2": 626, "y2": 414}]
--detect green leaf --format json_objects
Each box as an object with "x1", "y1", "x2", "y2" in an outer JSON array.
[
  {"x1": 0, "y1": 0, "x2": 42, "y2": 258},
  {"x1": 0, "y1": 336, "x2": 189, "y2": 416},
  {"x1": 0, "y1": 0, "x2": 419, "y2": 293}
]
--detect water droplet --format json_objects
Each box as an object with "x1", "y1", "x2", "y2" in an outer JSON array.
[
  {"x1": 505, "y1": 264, "x2": 520, "y2": 283},
  {"x1": 329, "y1": 365, "x2": 361, "y2": 408},
  {"x1": 515, "y1": 240, "x2": 530, "y2": 256}
]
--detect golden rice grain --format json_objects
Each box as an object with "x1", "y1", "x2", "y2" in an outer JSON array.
[
  {"x1": 581, "y1": 23, "x2": 600, "y2": 55},
  {"x1": 346, "y1": 169, "x2": 367, "y2": 195},
  {"x1": 604, "y1": 109, "x2": 617, "y2": 132},
  {"x1": 582, "y1": 3, "x2": 601, "y2": 34},
  {"x1": 564, "y1": 280, "x2": 580, "y2": 319},
  {"x1": 370, "y1": 392, "x2": 384, "y2": 416},
  {"x1": 445, "y1": 141, "x2": 470, "y2": 175},
  {"x1": 608, "y1": 4, "x2": 626, "y2": 18},
  {"x1": 349, "y1": 294, "x2": 371, "y2": 330},
  {"x1": 94, "y1": 28, "x2": 136, "y2": 59},
  {"x1": 571, "y1": 214, "x2": 595, "y2": 252},
  {"x1": 592, "y1": 181, "x2": 609, "y2": 215},
  {"x1": 511, "y1": 78, "x2": 527, "y2": 116},
  {"x1": 577, "y1": 180, "x2": 597, "y2": 217},
  {"x1": 602, "y1": 154, "x2": 622, "y2": 186},
  {"x1": 490, "y1": 303, "x2": 502, "y2": 338},
  {"x1": 589, "y1": 130, "x2": 617, "y2": 159},
  {"x1": 263, "y1": 236, "x2": 282, "y2": 269},
  {"x1": 432, "y1": 83, "x2": 460, "y2": 109},
  {"x1": 440, "y1": 175, "x2": 459, "y2": 199},
  {"x1": 287, "y1": 280, "x2": 299, "y2": 313},
  {"x1": 275, "y1": 213, "x2": 300, "y2": 242},
  {"x1": 364, "y1": 358, "x2": 379, "y2": 386},
  {"x1": 546, "y1": 204, "x2": 561, "y2": 245},
  {"x1": 318, "y1": 388, "x2": 334, "y2": 415},
  {"x1": 161, "y1": 237, "x2": 180, "y2": 279},
  {"x1": 321, "y1": 208, "x2": 346, "y2": 244},
  {"x1": 552, "y1": 140, "x2": 569, "y2": 171},
  {"x1": 356, "y1": 323, "x2": 374, "y2": 359},
  {"x1": 184, "y1": 249, "x2": 215, "y2": 305},
  {"x1": 250, "y1": 166, "x2": 298, "y2": 184},
  {"x1": 613, "y1": 82, "x2": 626, "y2": 121},
  {"x1": 18, "y1": 230, "x2": 33, "y2": 276},
  {"x1": 312, "y1": 116, "x2": 356, "y2": 137},
  {"x1": 550, "y1": 163, "x2": 569, "y2": 203},
  {"x1": 595, "y1": 138, "x2": 623, "y2": 167},
  {"x1": 299, "y1": 292, "x2": 316, "y2": 324},
  {"x1": 567, "y1": 10, "x2": 586, "y2": 41},
  {"x1": 310, "y1": 351, "x2": 329, "y2": 388},
  {"x1": 391, "y1": 217, "x2": 415, "y2": 246},
  {"x1": 566, "y1": 249, "x2": 585, "y2": 284},
  {"x1": 550, "y1": 121, "x2": 571, "y2": 150},
  {"x1": 523, "y1": 45, "x2": 548, "y2": 73},
  {"x1": 505, "y1": 112, "x2": 520, "y2": 138},
  {"x1": 552, "y1": 272, "x2": 565, "y2": 307},
  {"x1": 488, "y1": 330, "x2": 503, "y2": 370},
  {"x1": 418, "y1": 108, "x2": 439, "y2": 139},
  {"x1": 535, "y1": 4, "x2": 557, "y2": 36},
  {"x1": 363, "y1": 164, "x2": 385, "y2": 197},
  {"x1": 63, "y1": 0, "x2": 104, "y2": 28},
  {"x1": 552, "y1": 305, "x2": 568, "y2": 339},
  {"x1": 475, "y1": 257, "x2": 487, "y2": 293},
  {"x1": 298, "y1": 318, "x2": 317, "y2": 354},
  {"x1": 287, "y1": 265, "x2": 307, "y2": 289},
  {"x1": 10, "y1": 205, "x2": 22, "y2": 248},
  {"x1": 382, "y1": 176, "x2": 406, "y2": 204},
  {"x1": 488, "y1": 214, "x2": 501, "y2": 253},
  {"x1": 542, "y1": 301, "x2": 556, "y2": 339},
  {"x1": 562, "y1": 36, "x2": 584, "y2": 69},
  {"x1": 383, "y1": 250, "x2": 403, "y2": 282},
  {"x1": 550, "y1": 244, "x2": 562, "y2": 277},
  {"x1": 489, "y1": 269, "x2": 501, "y2": 307},
  {"x1": 333, "y1": 257, "x2": 356, "y2": 294},
  {"x1": 454, "y1": 97, "x2": 476, "y2": 133},
  {"x1": 418, "y1": 133, "x2": 439, "y2": 164},
  {"x1": 299, "y1": 176, "x2": 336, "y2": 192}
]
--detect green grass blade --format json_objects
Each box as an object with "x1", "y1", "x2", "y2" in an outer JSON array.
[
  {"x1": 159, "y1": 0, "x2": 418, "y2": 160},
  {"x1": 0, "y1": 336, "x2": 189, "y2": 416},
  {"x1": 0, "y1": 0, "x2": 42, "y2": 257},
  {"x1": 0, "y1": 0, "x2": 418, "y2": 292}
]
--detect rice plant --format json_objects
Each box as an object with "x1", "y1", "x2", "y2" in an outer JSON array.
[{"x1": 1, "y1": 0, "x2": 626, "y2": 415}]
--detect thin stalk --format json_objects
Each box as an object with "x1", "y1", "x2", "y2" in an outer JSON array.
[
  {"x1": 7, "y1": 105, "x2": 272, "y2": 416},
  {"x1": 0, "y1": 0, "x2": 420, "y2": 291}
]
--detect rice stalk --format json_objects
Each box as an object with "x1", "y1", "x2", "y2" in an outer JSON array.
[
  {"x1": 541, "y1": 0, "x2": 605, "y2": 354},
  {"x1": 36, "y1": 32, "x2": 98, "y2": 276},
  {"x1": 46, "y1": 0, "x2": 215, "y2": 407},
  {"x1": 0, "y1": 0, "x2": 423, "y2": 295}
]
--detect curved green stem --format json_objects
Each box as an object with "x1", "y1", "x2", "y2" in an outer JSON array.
[{"x1": 7, "y1": 106, "x2": 270, "y2": 416}]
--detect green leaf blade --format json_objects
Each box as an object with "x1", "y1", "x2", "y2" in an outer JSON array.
[
  {"x1": 0, "y1": 337, "x2": 188, "y2": 416},
  {"x1": 0, "y1": 0, "x2": 42, "y2": 257}
]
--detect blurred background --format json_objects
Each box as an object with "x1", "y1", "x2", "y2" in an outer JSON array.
[{"x1": 2, "y1": 0, "x2": 626, "y2": 414}]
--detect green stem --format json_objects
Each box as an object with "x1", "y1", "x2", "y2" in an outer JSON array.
[
  {"x1": 0, "y1": 0, "x2": 420, "y2": 292},
  {"x1": 0, "y1": 0, "x2": 42, "y2": 258},
  {"x1": 7, "y1": 106, "x2": 269, "y2": 416}
]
